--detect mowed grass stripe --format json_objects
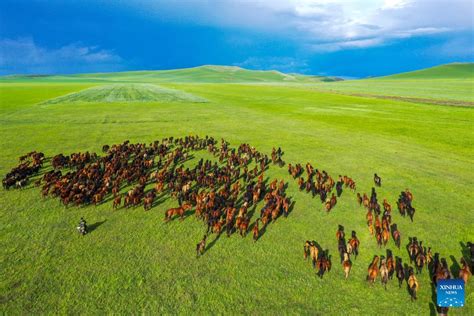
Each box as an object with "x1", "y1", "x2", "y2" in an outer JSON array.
[{"x1": 40, "y1": 83, "x2": 208, "y2": 104}]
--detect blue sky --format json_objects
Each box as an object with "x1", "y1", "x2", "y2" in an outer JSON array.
[{"x1": 0, "y1": 0, "x2": 472, "y2": 77}]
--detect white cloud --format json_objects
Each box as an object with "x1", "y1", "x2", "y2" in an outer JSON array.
[
  {"x1": 382, "y1": 0, "x2": 411, "y2": 10},
  {"x1": 310, "y1": 38, "x2": 385, "y2": 52},
  {"x1": 0, "y1": 37, "x2": 123, "y2": 74},
  {"x1": 125, "y1": 0, "x2": 473, "y2": 52},
  {"x1": 234, "y1": 56, "x2": 310, "y2": 73}
]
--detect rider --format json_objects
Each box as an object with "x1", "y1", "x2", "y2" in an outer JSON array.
[{"x1": 77, "y1": 217, "x2": 88, "y2": 235}]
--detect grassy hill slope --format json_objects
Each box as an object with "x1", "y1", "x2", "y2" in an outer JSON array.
[
  {"x1": 380, "y1": 63, "x2": 474, "y2": 80},
  {"x1": 311, "y1": 63, "x2": 474, "y2": 104},
  {"x1": 1, "y1": 65, "x2": 341, "y2": 84}
]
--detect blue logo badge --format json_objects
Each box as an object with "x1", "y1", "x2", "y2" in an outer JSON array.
[{"x1": 437, "y1": 279, "x2": 465, "y2": 307}]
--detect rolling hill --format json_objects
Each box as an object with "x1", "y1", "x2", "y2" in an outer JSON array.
[
  {"x1": 379, "y1": 62, "x2": 474, "y2": 80},
  {"x1": 1, "y1": 65, "x2": 342, "y2": 84},
  {"x1": 311, "y1": 62, "x2": 474, "y2": 104},
  {"x1": 2, "y1": 63, "x2": 472, "y2": 105}
]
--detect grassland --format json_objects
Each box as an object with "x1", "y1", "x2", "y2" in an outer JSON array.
[
  {"x1": 0, "y1": 64, "x2": 473, "y2": 314},
  {"x1": 310, "y1": 63, "x2": 474, "y2": 104}
]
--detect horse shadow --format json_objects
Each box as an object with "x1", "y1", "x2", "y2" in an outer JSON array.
[
  {"x1": 205, "y1": 232, "x2": 221, "y2": 253},
  {"x1": 247, "y1": 205, "x2": 258, "y2": 220},
  {"x1": 459, "y1": 241, "x2": 471, "y2": 262},
  {"x1": 278, "y1": 159, "x2": 285, "y2": 168},
  {"x1": 403, "y1": 263, "x2": 410, "y2": 281},
  {"x1": 151, "y1": 195, "x2": 169, "y2": 208},
  {"x1": 258, "y1": 223, "x2": 269, "y2": 240},
  {"x1": 286, "y1": 200, "x2": 296, "y2": 217},
  {"x1": 182, "y1": 209, "x2": 196, "y2": 220},
  {"x1": 449, "y1": 255, "x2": 460, "y2": 276},
  {"x1": 428, "y1": 279, "x2": 449, "y2": 316},
  {"x1": 176, "y1": 153, "x2": 195, "y2": 164},
  {"x1": 99, "y1": 193, "x2": 116, "y2": 205},
  {"x1": 88, "y1": 220, "x2": 106, "y2": 233}
]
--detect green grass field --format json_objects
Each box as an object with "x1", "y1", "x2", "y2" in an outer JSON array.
[
  {"x1": 310, "y1": 63, "x2": 474, "y2": 104},
  {"x1": 1, "y1": 64, "x2": 473, "y2": 314}
]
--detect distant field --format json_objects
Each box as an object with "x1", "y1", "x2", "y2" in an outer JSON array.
[
  {"x1": 0, "y1": 65, "x2": 473, "y2": 314},
  {"x1": 311, "y1": 79, "x2": 473, "y2": 104},
  {"x1": 309, "y1": 63, "x2": 474, "y2": 104}
]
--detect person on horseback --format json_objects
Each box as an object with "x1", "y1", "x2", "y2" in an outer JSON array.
[{"x1": 77, "y1": 217, "x2": 88, "y2": 235}]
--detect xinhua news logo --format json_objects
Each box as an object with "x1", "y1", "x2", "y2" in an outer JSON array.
[{"x1": 437, "y1": 279, "x2": 465, "y2": 307}]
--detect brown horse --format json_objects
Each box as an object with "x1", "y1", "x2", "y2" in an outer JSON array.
[
  {"x1": 213, "y1": 219, "x2": 224, "y2": 235},
  {"x1": 380, "y1": 259, "x2": 389, "y2": 289},
  {"x1": 367, "y1": 255, "x2": 380, "y2": 284},
  {"x1": 196, "y1": 235, "x2": 207, "y2": 258},
  {"x1": 342, "y1": 252, "x2": 352, "y2": 279},
  {"x1": 113, "y1": 195, "x2": 121, "y2": 209},
  {"x1": 415, "y1": 252, "x2": 426, "y2": 274},
  {"x1": 336, "y1": 225, "x2": 345, "y2": 241},
  {"x1": 407, "y1": 268, "x2": 418, "y2": 301},
  {"x1": 325, "y1": 199, "x2": 332, "y2": 212},
  {"x1": 391, "y1": 225, "x2": 401, "y2": 249},
  {"x1": 239, "y1": 217, "x2": 249, "y2": 237},
  {"x1": 143, "y1": 191, "x2": 155, "y2": 211},
  {"x1": 383, "y1": 199, "x2": 391, "y2": 213},
  {"x1": 363, "y1": 193, "x2": 370, "y2": 208},
  {"x1": 304, "y1": 240, "x2": 312, "y2": 259},
  {"x1": 374, "y1": 215, "x2": 381, "y2": 230},
  {"x1": 386, "y1": 250, "x2": 395, "y2": 280},
  {"x1": 164, "y1": 203, "x2": 192, "y2": 221},
  {"x1": 375, "y1": 228, "x2": 383, "y2": 248},
  {"x1": 382, "y1": 228, "x2": 390, "y2": 247},
  {"x1": 282, "y1": 197, "x2": 290, "y2": 217},
  {"x1": 459, "y1": 257, "x2": 472, "y2": 284},
  {"x1": 310, "y1": 243, "x2": 319, "y2": 267},
  {"x1": 348, "y1": 231, "x2": 360, "y2": 258},
  {"x1": 253, "y1": 219, "x2": 259, "y2": 242},
  {"x1": 408, "y1": 238, "x2": 420, "y2": 264}
]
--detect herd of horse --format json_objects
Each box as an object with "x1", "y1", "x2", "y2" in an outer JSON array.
[
  {"x1": 2, "y1": 135, "x2": 291, "y2": 249},
  {"x1": 299, "y1": 171, "x2": 472, "y2": 307},
  {"x1": 2, "y1": 134, "x2": 472, "y2": 309}
]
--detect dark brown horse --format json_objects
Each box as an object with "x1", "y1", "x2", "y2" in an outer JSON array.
[
  {"x1": 395, "y1": 257, "x2": 405, "y2": 288},
  {"x1": 316, "y1": 250, "x2": 331, "y2": 278}
]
